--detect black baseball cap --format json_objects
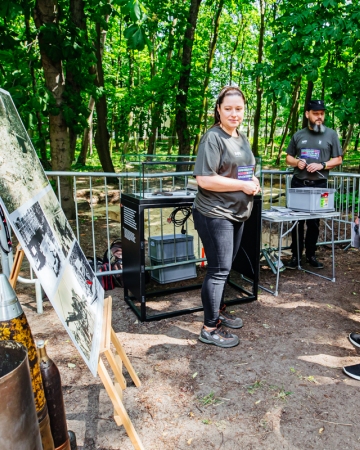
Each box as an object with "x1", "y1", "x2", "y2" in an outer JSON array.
[{"x1": 307, "y1": 100, "x2": 326, "y2": 111}]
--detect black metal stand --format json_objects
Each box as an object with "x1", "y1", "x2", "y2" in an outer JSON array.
[{"x1": 121, "y1": 193, "x2": 262, "y2": 321}]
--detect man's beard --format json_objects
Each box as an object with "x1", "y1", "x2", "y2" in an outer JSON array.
[{"x1": 308, "y1": 119, "x2": 325, "y2": 133}]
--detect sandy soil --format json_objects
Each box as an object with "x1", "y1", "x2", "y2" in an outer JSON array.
[{"x1": 17, "y1": 243, "x2": 360, "y2": 450}]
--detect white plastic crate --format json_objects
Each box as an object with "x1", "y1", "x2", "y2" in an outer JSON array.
[
  {"x1": 287, "y1": 188, "x2": 336, "y2": 212},
  {"x1": 150, "y1": 256, "x2": 196, "y2": 284},
  {"x1": 149, "y1": 234, "x2": 194, "y2": 260}
]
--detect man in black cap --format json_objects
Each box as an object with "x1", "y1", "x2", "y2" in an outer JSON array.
[{"x1": 285, "y1": 100, "x2": 343, "y2": 269}]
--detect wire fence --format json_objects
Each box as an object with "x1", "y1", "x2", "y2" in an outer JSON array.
[{"x1": 1, "y1": 168, "x2": 358, "y2": 311}]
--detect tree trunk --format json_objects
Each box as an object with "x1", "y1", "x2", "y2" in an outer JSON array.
[
  {"x1": 229, "y1": 14, "x2": 245, "y2": 85},
  {"x1": 193, "y1": 0, "x2": 225, "y2": 156},
  {"x1": 77, "y1": 96, "x2": 95, "y2": 165},
  {"x1": 268, "y1": 97, "x2": 277, "y2": 158},
  {"x1": 167, "y1": 118, "x2": 176, "y2": 155},
  {"x1": 147, "y1": 35, "x2": 158, "y2": 156},
  {"x1": 33, "y1": 0, "x2": 75, "y2": 219},
  {"x1": 291, "y1": 93, "x2": 300, "y2": 136},
  {"x1": 302, "y1": 80, "x2": 314, "y2": 128},
  {"x1": 342, "y1": 123, "x2": 354, "y2": 156},
  {"x1": 94, "y1": 20, "x2": 115, "y2": 173},
  {"x1": 354, "y1": 127, "x2": 360, "y2": 152},
  {"x1": 341, "y1": 127, "x2": 347, "y2": 147},
  {"x1": 24, "y1": 16, "x2": 48, "y2": 167},
  {"x1": 247, "y1": 110, "x2": 252, "y2": 139},
  {"x1": 66, "y1": 0, "x2": 87, "y2": 163},
  {"x1": 175, "y1": 0, "x2": 203, "y2": 158},
  {"x1": 123, "y1": 49, "x2": 135, "y2": 155},
  {"x1": 275, "y1": 76, "x2": 302, "y2": 165},
  {"x1": 264, "y1": 99, "x2": 268, "y2": 155},
  {"x1": 252, "y1": 0, "x2": 266, "y2": 157}
]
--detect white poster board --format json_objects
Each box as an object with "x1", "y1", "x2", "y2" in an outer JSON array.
[{"x1": 0, "y1": 88, "x2": 104, "y2": 376}]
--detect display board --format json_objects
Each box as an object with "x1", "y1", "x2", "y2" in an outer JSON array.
[{"x1": 0, "y1": 88, "x2": 104, "y2": 376}]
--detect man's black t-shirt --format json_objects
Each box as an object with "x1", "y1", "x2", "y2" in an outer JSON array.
[{"x1": 286, "y1": 127, "x2": 342, "y2": 180}]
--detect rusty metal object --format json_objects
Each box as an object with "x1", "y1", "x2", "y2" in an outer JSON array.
[
  {"x1": 39, "y1": 411, "x2": 57, "y2": 450},
  {"x1": 0, "y1": 340, "x2": 42, "y2": 449},
  {"x1": 55, "y1": 438, "x2": 71, "y2": 450},
  {"x1": 37, "y1": 339, "x2": 70, "y2": 450},
  {"x1": 0, "y1": 274, "x2": 55, "y2": 450}
]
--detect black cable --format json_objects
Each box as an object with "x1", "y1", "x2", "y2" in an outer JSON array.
[{"x1": 167, "y1": 207, "x2": 192, "y2": 234}]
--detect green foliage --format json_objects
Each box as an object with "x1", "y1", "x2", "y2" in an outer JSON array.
[
  {"x1": 1, "y1": 0, "x2": 360, "y2": 169},
  {"x1": 335, "y1": 191, "x2": 359, "y2": 213}
]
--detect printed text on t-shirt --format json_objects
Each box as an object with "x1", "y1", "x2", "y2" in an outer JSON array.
[
  {"x1": 237, "y1": 165, "x2": 254, "y2": 181},
  {"x1": 300, "y1": 149, "x2": 320, "y2": 160}
]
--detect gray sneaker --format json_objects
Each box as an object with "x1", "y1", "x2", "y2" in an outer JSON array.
[
  {"x1": 199, "y1": 325, "x2": 239, "y2": 348},
  {"x1": 219, "y1": 307, "x2": 243, "y2": 329}
]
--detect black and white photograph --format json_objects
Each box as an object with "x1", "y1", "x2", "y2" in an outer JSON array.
[
  {"x1": 39, "y1": 185, "x2": 75, "y2": 257},
  {"x1": 0, "y1": 89, "x2": 49, "y2": 213},
  {"x1": 69, "y1": 240, "x2": 102, "y2": 305},
  {"x1": 52, "y1": 264, "x2": 103, "y2": 376},
  {"x1": 12, "y1": 200, "x2": 65, "y2": 297}
]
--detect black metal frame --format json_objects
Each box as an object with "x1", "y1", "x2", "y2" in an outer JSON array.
[{"x1": 121, "y1": 192, "x2": 262, "y2": 322}]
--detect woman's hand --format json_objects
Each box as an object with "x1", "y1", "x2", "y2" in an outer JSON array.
[
  {"x1": 252, "y1": 176, "x2": 261, "y2": 194},
  {"x1": 196, "y1": 174, "x2": 261, "y2": 195},
  {"x1": 241, "y1": 180, "x2": 260, "y2": 196}
]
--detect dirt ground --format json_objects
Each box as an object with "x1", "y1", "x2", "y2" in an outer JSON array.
[{"x1": 15, "y1": 242, "x2": 360, "y2": 450}]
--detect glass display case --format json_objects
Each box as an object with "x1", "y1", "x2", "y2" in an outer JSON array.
[
  {"x1": 121, "y1": 155, "x2": 197, "y2": 200},
  {"x1": 121, "y1": 155, "x2": 261, "y2": 200}
]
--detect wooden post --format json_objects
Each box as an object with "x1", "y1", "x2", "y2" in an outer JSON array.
[
  {"x1": 9, "y1": 244, "x2": 25, "y2": 289},
  {"x1": 98, "y1": 297, "x2": 144, "y2": 450}
]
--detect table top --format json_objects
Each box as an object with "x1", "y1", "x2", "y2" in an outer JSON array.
[{"x1": 262, "y1": 209, "x2": 340, "y2": 223}]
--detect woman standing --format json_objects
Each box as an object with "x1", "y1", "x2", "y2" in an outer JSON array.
[{"x1": 193, "y1": 86, "x2": 260, "y2": 348}]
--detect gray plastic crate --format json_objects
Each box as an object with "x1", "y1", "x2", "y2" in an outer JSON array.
[
  {"x1": 287, "y1": 188, "x2": 336, "y2": 212},
  {"x1": 150, "y1": 255, "x2": 197, "y2": 284},
  {"x1": 149, "y1": 234, "x2": 194, "y2": 260}
]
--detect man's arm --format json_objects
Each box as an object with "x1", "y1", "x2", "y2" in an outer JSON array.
[
  {"x1": 286, "y1": 154, "x2": 306, "y2": 170},
  {"x1": 324, "y1": 155, "x2": 342, "y2": 169},
  {"x1": 306, "y1": 155, "x2": 342, "y2": 173}
]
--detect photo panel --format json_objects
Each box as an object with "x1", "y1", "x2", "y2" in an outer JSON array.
[
  {"x1": 0, "y1": 88, "x2": 104, "y2": 377},
  {"x1": 11, "y1": 200, "x2": 66, "y2": 298},
  {"x1": 0, "y1": 89, "x2": 49, "y2": 213},
  {"x1": 52, "y1": 264, "x2": 104, "y2": 376},
  {"x1": 39, "y1": 185, "x2": 75, "y2": 258},
  {"x1": 68, "y1": 241, "x2": 103, "y2": 306}
]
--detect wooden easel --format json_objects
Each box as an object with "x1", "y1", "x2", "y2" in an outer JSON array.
[
  {"x1": 98, "y1": 297, "x2": 144, "y2": 450},
  {"x1": 9, "y1": 244, "x2": 25, "y2": 289},
  {"x1": 9, "y1": 248, "x2": 144, "y2": 448}
]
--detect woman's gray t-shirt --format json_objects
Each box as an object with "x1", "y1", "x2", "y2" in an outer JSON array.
[{"x1": 193, "y1": 126, "x2": 255, "y2": 222}]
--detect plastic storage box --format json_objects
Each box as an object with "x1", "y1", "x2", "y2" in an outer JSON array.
[
  {"x1": 150, "y1": 256, "x2": 197, "y2": 284},
  {"x1": 287, "y1": 188, "x2": 336, "y2": 212},
  {"x1": 149, "y1": 234, "x2": 194, "y2": 260}
]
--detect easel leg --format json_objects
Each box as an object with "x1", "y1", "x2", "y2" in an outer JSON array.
[
  {"x1": 111, "y1": 328, "x2": 141, "y2": 388},
  {"x1": 98, "y1": 359, "x2": 144, "y2": 450},
  {"x1": 9, "y1": 244, "x2": 24, "y2": 289},
  {"x1": 99, "y1": 297, "x2": 144, "y2": 449},
  {"x1": 114, "y1": 353, "x2": 124, "y2": 426}
]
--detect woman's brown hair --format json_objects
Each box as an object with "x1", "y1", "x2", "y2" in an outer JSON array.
[{"x1": 213, "y1": 86, "x2": 246, "y2": 126}]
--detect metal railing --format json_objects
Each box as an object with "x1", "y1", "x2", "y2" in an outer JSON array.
[
  {"x1": 2, "y1": 168, "x2": 358, "y2": 312},
  {"x1": 261, "y1": 170, "x2": 358, "y2": 253},
  {"x1": 46, "y1": 168, "x2": 360, "y2": 258}
]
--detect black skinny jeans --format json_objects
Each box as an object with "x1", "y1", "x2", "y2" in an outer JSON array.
[
  {"x1": 193, "y1": 207, "x2": 244, "y2": 327},
  {"x1": 290, "y1": 176, "x2": 327, "y2": 257}
]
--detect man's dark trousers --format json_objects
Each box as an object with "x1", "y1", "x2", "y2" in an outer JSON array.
[{"x1": 290, "y1": 176, "x2": 327, "y2": 258}]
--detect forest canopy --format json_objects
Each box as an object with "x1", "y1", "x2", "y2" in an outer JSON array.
[{"x1": 1, "y1": 0, "x2": 360, "y2": 174}]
